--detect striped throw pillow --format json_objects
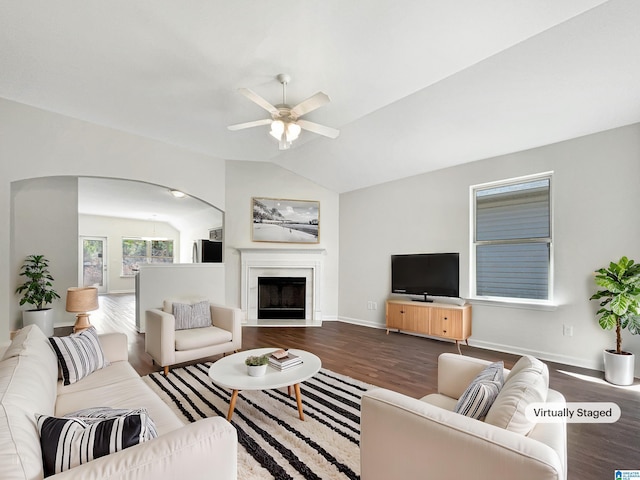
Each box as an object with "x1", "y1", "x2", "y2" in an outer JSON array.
[
  {"x1": 37, "y1": 412, "x2": 148, "y2": 476},
  {"x1": 48, "y1": 327, "x2": 109, "y2": 385},
  {"x1": 172, "y1": 300, "x2": 211, "y2": 330},
  {"x1": 454, "y1": 361, "x2": 504, "y2": 419},
  {"x1": 64, "y1": 407, "x2": 158, "y2": 441}
]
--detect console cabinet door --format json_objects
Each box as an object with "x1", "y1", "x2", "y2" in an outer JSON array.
[
  {"x1": 387, "y1": 301, "x2": 471, "y2": 344},
  {"x1": 430, "y1": 308, "x2": 463, "y2": 339},
  {"x1": 387, "y1": 302, "x2": 430, "y2": 333},
  {"x1": 403, "y1": 304, "x2": 430, "y2": 334},
  {"x1": 386, "y1": 302, "x2": 406, "y2": 329}
]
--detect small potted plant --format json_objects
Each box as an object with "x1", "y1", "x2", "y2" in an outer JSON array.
[
  {"x1": 15, "y1": 254, "x2": 61, "y2": 336},
  {"x1": 245, "y1": 354, "x2": 269, "y2": 377},
  {"x1": 590, "y1": 256, "x2": 640, "y2": 385}
]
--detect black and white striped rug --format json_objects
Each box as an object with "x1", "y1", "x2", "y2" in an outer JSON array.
[{"x1": 143, "y1": 363, "x2": 376, "y2": 480}]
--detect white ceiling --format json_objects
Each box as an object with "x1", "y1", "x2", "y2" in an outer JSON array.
[
  {"x1": 2, "y1": 1, "x2": 639, "y2": 193},
  {"x1": 78, "y1": 177, "x2": 223, "y2": 233}
]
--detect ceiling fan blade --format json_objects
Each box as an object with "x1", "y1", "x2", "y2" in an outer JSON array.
[
  {"x1": 238, "y1": 88, "x2": 279, "y2": 116},
  {"x1": 227, "y1": 118, "x2": 272, "y2": 131},
  {"x1": 290, "y1": 92, "x2": 330, "y2": 118},
  {"x1": 297, "y1": 119, "x2": 340, "y2": 139}
]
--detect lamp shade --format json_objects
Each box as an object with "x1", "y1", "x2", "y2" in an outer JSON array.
[
  {"x1": 269, "y1": 120, "x2": 285, "y2": 139},
  {"x1": 66, "y1": 287, "x2": 99, "y2": 313},
  {"x1": 286, "y1": 122, "x2": 301, "y2": 142}
]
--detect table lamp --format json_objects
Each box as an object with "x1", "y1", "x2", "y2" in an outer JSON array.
[{"x1": 66, "y1": 287, "x2": 99, "y2": 333}]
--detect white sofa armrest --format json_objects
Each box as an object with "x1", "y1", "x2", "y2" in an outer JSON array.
[
  {"x1": 145, "y1": 309, "x2": 176, "y2": 367},
  {"x1": 361, "y1": 388, "x2": 565, "y2": 480},
  {"x1": 210, "y1": 304, "x2": 242, "y2": 341},
  {"x1": 98, "y1": 333, "x2": 129, "y2": 363},
  {"x1": 52, "y1": 417, "x2": 237, "y2": 480},
  {"x1": 437, "y1": 353, "x2": 510, "y2": 399}
]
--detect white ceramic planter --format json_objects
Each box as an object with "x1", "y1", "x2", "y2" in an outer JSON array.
[
  {"x1": 22, "y1": 309, "x2": 54, "y2": 337},
  {"x1": 603, "y1": 349, "x2": 635, "y2": 386},
  {"x1": 247, "y1": 364, "x2": 268, "y2": 377}
]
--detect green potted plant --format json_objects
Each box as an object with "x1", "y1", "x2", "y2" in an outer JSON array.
[
  {"x1": 590, "y1": 255, "x2": 640, "y2": 385},
  {"x1": 245, "y1": 354, "x2": 269, "y2": 377},
  {"x1": 15, "y1": 254, "x2": 61, "y2": 336}
]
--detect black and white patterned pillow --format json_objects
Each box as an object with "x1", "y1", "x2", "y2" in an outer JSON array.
[
  {"x1": 173, "y1": 300, "x2": 211, "y2": 330},
  {"x1": 64, "y1": 407, "x2": 158, "y2": 441},
  {"x1": 454, "y1": 361, "x2": 504, "y2": 419},
  {"x1": 48, "y1": 327, "x2": 109, "y2": 385},
  {"x1": 37, "y1": 412, "x2": 148, "y2": 476}
]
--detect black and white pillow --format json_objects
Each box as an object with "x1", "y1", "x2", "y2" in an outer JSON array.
[
  {"x1": 48, "y1": 327, "x2": 109, "y2": 385},
  {"x1": 37, "y1": 412, "x2": 148, "y2": 476},
  {"x1": 454, "y1": 361, "x2": 504, "y2": 419},
  {"x1": 173, "y1": 300, "x2": 211, "y2": 330},
  {"x1": 64, "y1": 407, "x2": 158, "y2": 441}
]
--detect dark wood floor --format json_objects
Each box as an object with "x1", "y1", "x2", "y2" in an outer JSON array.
[{"x1": 70, "y1": 294, "x2": 640, "y2": 480}]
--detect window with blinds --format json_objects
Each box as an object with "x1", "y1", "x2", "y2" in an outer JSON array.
[{"x1": 472, "y1": 175, "x2": 552, "y2": 301}]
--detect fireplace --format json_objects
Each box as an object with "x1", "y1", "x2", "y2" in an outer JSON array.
[
  {"x1": 239, "y1": 247, "x2": 325, "y2": 325},
  {"x1": 258, "y1": 277, "x2": 306, "y2": 319}
]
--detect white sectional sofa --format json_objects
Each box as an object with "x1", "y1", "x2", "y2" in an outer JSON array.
[
  {"x1": 0, "y1": 325, "x2": 237, "y2": 479},
  {"x1": 361, "y1": 353, "x2": 566, "y2": 480}
]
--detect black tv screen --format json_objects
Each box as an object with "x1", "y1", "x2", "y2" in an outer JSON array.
[{"x1": 391, "y1": 253, "x2": 459, "y2": 298}]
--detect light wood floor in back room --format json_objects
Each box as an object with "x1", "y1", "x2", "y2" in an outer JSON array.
[{"x1": 56, "y1": 293, "x2": 640, "y2": 480}]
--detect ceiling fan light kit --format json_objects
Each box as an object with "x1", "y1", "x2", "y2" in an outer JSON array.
[{"x1": 228, "y1": 73, "x2": 339, "y2": 150}]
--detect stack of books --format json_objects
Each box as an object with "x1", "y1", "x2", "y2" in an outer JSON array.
[{"x1": 268, "y1": 349, "x2": 303, "y2": 370}]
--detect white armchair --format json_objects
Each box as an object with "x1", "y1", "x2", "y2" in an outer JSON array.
[
  {"x1": 360, "y1": 353, "x2": 567, "y2": 480},
  {"x1": 145, "y1": 300, "x2": 242, "y2": 375}
]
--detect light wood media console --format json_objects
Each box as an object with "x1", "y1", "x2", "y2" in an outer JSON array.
[{"x1": 385, "y1": 299, "x2": 472, "y2": 354}]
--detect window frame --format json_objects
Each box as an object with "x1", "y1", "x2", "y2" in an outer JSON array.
[
  {"x1": 469, "y1": 172, "x2": 554, "y2": 306},
  {"x1": 121, "y1": 237, "x2": 174, "y2": 277}
]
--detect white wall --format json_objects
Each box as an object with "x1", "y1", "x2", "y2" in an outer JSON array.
[
  {"x1": 0, "y1": 98, "x2": 226, "y2": 341},
  {"x1": 224, "y1": 160, "x2": 340, "y2": 320},
  {"x1": 135, "y1": 263, "x2": 225, "y2": 333},
  {"x1": 339, "y1": 123, "x2": 640, "y2": 373},
  {"x1": 79, "y1": 214, "x2": 181, "y2": 293},
  {"x1": 11, "y1": 177, "x2": 79, "y2": 330}
]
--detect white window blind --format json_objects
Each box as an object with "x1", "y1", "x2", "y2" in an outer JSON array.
[{"x1": 473, "y1": 176, "x2": 552, "y2": 301}]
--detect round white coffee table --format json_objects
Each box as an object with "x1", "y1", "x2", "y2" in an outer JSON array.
[{"x1": 208, "y1": 348, "x2": 322, "y2": 421}]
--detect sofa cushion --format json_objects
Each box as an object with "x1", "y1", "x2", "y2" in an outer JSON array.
[
  {"x1": 49, "y1": 327, "x2": 109, "y2": 385},
  {"x1": 0, "y1": 325, "x2": 59, "y2": 480},
  {"x1": 173, "y1": 300, "x2": 212, "y2": 330},
  {"x1": 55, "y1": 362, "x2": 184, "y2": 436},
  {"x1": 174, "y1": 326, "x2": 232, "y2": 351},
  {"x1": 484, "y1": 355, "x2": 549, "y2": 435},
  {"x1": 454, "y1": 361, "x2": 504, "y2": 419},
  {"x1": 64, "y1": 406, "x2": 158, "y2": 441},
  {"x1": 419, "y1": 393, "x2": 458, "y2": 411},
  {"x1": 37, "y1": 412, "x2": 149, "y2": 476}
]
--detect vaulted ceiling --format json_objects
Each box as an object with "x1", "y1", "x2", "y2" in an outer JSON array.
[{"x1": 2, "y1": 1, "x2": 639, "y2": 193}]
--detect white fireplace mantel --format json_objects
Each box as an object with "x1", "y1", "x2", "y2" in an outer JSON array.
[{"x1": 238, "y1": 248, "x2": 325, "y2": 324}]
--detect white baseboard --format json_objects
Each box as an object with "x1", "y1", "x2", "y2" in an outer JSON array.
[
  {"x1": 468, "y1": 339, "x2": 603, "y2": 372},
  {"x1": 54, "y1": 321, "x2": 75, "y2": 328},
  {"x1": 336, "y1": 318, "x2": 604, "y2": 373},
  {"x1": 107, "y1": 289, "x2": 135, "y2": 294},
  {"x1": 337, "y1": 316, "x2": 386, "y2": 329}
]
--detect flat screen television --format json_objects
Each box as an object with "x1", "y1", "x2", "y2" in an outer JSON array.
[{"x1": 391, "y1": 253, "x2": 459, "y2": 301}]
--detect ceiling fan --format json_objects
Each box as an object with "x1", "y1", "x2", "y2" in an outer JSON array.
[{"x1": 228, "y1": 74, "x2": 339, "y2": 150}]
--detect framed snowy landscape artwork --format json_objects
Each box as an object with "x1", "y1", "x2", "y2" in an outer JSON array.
[{"x1": 252, "y1": 197, "x2": 320, "y2": 243}]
